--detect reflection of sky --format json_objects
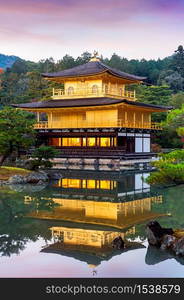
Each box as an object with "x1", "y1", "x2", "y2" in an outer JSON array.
[
  {"x1": 0, "y1": 0, "x2": 184, "y2": 61},
  {"x1": 0, "y1": 239, "x2": 184, "y2": 278}
]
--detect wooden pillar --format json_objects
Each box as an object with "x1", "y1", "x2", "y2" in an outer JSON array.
[
  {"x1": 108, "y1": 82, "x2": 111, "y2": 94},
  {"x1": 125, "y1": 111, "x2": 127, "y2": 127},
  {"x1": 141, "y1": 113, "x2": 144, "y2": 128},
  {"x1": 37, "y1": 112, "x2": 40, "y2": 122},
  {"x1": 133, "y1": 112, "x2": 136, "y2": 128},
  {"x1": 110, "y1": 137, "x2": 113, "y2": 147},
  {"x1": 50, "y1": 112, "x2": 53, "y2": 128},
  {"x1": 149, "y1": 113, "x2": 151, "y2": 127}
]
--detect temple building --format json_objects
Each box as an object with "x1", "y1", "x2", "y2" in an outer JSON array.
[{"x1": 13, "y1": 52, "x2": 171, "y2": 159}]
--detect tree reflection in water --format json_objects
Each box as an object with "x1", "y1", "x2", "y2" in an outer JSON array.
[{"x1": 0, "y1": 187, "x2": 58, "y2": 257}]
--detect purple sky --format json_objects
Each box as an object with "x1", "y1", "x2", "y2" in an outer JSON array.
[{"x1": 0, "y1": 0, "x2": 184, "y2": 61}]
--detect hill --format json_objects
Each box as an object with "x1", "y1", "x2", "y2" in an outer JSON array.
[{"x1": 0, "y1": 54, "x2": 19, "y2": 69}]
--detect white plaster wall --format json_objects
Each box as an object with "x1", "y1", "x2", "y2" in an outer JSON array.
[
  {"x1": 135, "y1": 173, "x2": 143, "y2": 190},
  {"x1": 143, "y1": 138, "x2": 150, "y2": 152},
  {"x1": 135, "y1": 137, "x2": 143, "y2": 153}
]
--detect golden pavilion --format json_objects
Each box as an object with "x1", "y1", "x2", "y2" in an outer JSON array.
[{"x1": 14, "y1": 52, "x2": 171, "y2": 159}]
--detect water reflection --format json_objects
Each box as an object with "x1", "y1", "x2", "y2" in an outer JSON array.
[
  {"x1": 41, "y1": 226, "x2": 137, "y2": 268},
  {"x1": 1, "y1": 170, "x2": 184, "y2": 277},
  {"x1": 145, "y1": 245, "x2": 184, "y2": 266},
  {"x1": 26, "y1": 172, "x2": 164, "y2": 230}
]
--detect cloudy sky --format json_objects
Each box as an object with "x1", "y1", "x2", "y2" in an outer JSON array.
[{"x1": 0, "y1": 0, "x2": 184, "y2": 62}]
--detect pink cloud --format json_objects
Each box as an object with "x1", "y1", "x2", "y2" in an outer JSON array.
[{"x1": 0, "y1": 0, "x2": 183, "y2": 61}]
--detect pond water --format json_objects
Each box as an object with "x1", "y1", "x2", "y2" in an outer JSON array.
[{"x1": 0, "y1": 169, "x2": 184, "y2": 278}]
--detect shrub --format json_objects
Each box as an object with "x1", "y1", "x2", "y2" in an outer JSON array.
[
  {"x1": 30, "y1": 146, "x2": 59, "y2": 170},
  {"x1": 146, "y1": 149, "x2": 184, "y2": 185}
]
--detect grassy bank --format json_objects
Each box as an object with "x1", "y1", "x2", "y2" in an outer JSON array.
[{"x1": 0, "y1": 166, "x2": 31, "y2": 180}]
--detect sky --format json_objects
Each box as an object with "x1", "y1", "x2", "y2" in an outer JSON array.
[{"x1": 0, "y1": 0, "x2": 184, "y2": 62}]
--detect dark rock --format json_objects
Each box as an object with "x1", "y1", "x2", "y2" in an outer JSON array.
[
  {"x1": 146, "y1": 220, "x2": 174, "y2": 246},
  {"x1": 25, "y1": 171, "x2": 49, "y2": 183},
  {"x1": 36, "y1": 180, "x2": 45, "y2": 185},
  {"x1": 47, "y1": 172, "x2": 63, "y2": 180},
  {"x1": 112, "y1": 236, "x2": 125, "y2": 250},
  {"x1": 173, "y1": 237, "x2": 184, "y2": 256},
  {"x1": 160, "y1": 234, "x2": 176, "y2": 250},
  {"x1": 146, "y1": 220, "x2": 184, "y2": 257}
]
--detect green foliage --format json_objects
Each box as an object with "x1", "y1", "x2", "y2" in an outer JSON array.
[
  {"x1": 0, "y1": 107, "x2": 36, "y2": 165},
  {"x1": 177, "y1": 127, "x2": 184, "y2": 137},
  {"x1": 135, "y1": 84, "x2": 172, "y2": 122},
  {"x1": 30, "y1": 146, "x2": 59, "y2": 170},
  {"x1": 0, "y1": 47, "x2": 180, "y2": 106},
  {"x1": 170, "y1": 92, "x2": 184, "y2": 109},
  {"x1": 146, "y1": 150, "x2": 184, "y2": 185}
]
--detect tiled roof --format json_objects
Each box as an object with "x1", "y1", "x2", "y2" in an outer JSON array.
[
  {"x1": 42, "y1": 61, "x2": 146, "y2": 81},
  {"x1": 12, "y1": 97, "x2": 172, "y2": 110}
]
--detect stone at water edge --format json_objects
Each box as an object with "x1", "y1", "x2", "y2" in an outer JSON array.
[
  {"x1": 112, "y1": 236, "x2": 125, "y2": 250},
  {"x1": 160, "y1": 234, "x2": 177, "y2": 250},
  {"x1": 8, "y1": 175, "x2": 26, "y2": 184},
  {"x1": 25, "y1": 172, "x2": 49, "y2": 183},
  {"x1": 146, "y1": 220, "x2": 174, "y2": 247},
  {"x1": 146, "y1": 220, "x2": 184, "y2": 256},
  {"x1": 173, "y1": 237, "x2": 184, "y2": 256}
]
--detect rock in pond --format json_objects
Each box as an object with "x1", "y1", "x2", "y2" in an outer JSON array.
[
  {"x1": 25, "y1": 171, "x2": 49, "y2": 184},
  {"x1": 146, "y1": 220, "x2": 184, "y2": 256},
  {"x1": 8, "y1": 175, "x2": 26, "y2": 184},
  {"x1": 146, "y1": 220, "x2": 173, "y2": 247},
  {"x1": 112, "y1": 236, "x2": 125, "y2": 249}
]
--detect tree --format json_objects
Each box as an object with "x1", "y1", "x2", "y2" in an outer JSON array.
[
  {"x1": 171, "y1": 45, "x2": 184, "y2": 77},
  {"x1": 145, "y1": 150, "x2": 184, "y2": 185},
  {"x1": 0, "y1": 107, "x2": 36, "y2": 165},
  {"x1": 30, "y1": 146, "x2": 59, "y2": 169},
  {"x1": 176, "y1": 127, "x2": 184, "y2": 148},
  {"x1": 135, "y1": 84, "x2": 172, "y2": 122},
  {"x1": 169, "y1": 92, "x2": 184, "y2": 109}
]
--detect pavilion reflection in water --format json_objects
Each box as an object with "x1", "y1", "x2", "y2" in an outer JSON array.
[
  {"x1": 26, "y1": 171, "x2": 163, "y2": 229},
  {"x1": 41, "y1": 226, "x2": 136, "y2": 268},
  {"x1": 26, "y1": 171, "x2": 164, "y2": 267}
]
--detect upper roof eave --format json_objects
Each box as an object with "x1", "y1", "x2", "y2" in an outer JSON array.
[{"x1": 41, "y1": 61, "x2": 146, "y2": 82}]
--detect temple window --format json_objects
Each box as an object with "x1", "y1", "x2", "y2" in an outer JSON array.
[
  {"x1": 67, "y1": 86, "x2": 74, "y2": 95},
  {"x1": 49, "y1": 138, "x2": 61, "y2": 146},
  {"x1": 100, "y1": 137, "x2": 110, "y2": 147},
  {"x1": 62, "y1": 178, "x2": 82, "y2": 188},
  {"x1": 87, "y1": 180, "x2": 96, "y2": 189},
  {"x1": 87, "y1": 137, "x2": 96, "y2": 146},
  {"x1": 62, "y1": 137, "x2": 82, "y2": 147},
  {"x1": 92, "y1": 84, "x2": 99, "y2": 94},
  {"x1": 100, "y1": 180, "x2": 111, "y2": 190}
]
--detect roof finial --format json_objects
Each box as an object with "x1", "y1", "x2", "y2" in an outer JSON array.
[{"x1": 90, "y1": 50, "x2": 100, "y2": 62}]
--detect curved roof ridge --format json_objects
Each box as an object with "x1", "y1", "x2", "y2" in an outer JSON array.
[{"x1": 41, "y1": 60, "x2": 146, "y2": 81}]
